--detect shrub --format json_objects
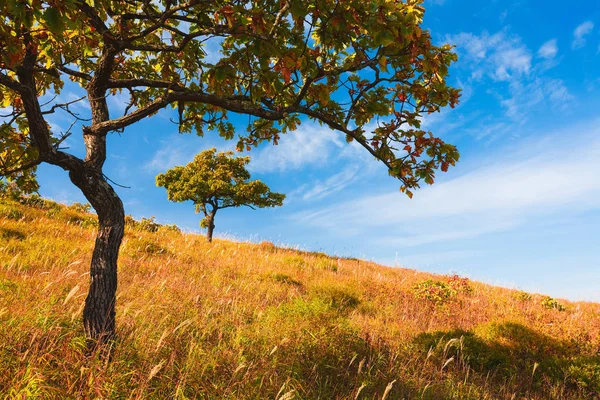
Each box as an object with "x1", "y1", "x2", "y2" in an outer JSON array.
[
  {"x1": 541, "y1": 296, "x2": 565, "y2": 311},
  {"x1": 447, "y1": 274, "x2": 473, "y2": 294},
  {"x1": 412, "y1": 279, "x2": 457, "y2": 306},
  {"x1": 138, "y1": 217, "x2": 161, "y2": 233},
  {"x1": 68, "y1": 202, "x2": 91, "y2": 213},
  {"x1": 515, "y1": 291, "x2": 532, "y2": 301},
  {"x1": 161, "y1": 224, "x2": 181, "y2": 233},
  {"x1": 566, "y1": 357, "x2": 600, "y2": 393}
]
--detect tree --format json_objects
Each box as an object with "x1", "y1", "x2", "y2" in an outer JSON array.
[
  {"x1": 0, "y1": 0, "x2": 460, "y2": 342},
  {"x1": 156, "y1": 148, "x2": 285, "y2": 242}
]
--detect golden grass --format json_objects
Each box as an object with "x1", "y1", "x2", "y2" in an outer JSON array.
[{"x1": 1, "y1": 197, "x2": 599, "y2": 399}]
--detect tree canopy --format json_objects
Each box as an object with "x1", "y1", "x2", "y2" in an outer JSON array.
[
  {"x1": 156, "y1": 148, "x2": 285, "y2": 241},
  {"x1": 1, "y1": 0, "x2": 460, "y2": 196}
]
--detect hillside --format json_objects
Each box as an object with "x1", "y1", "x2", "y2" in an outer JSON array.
[{"x1": 1, "y1": 197, "x2": 599, "y2": 399}]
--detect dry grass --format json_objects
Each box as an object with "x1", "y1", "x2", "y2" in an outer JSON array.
[{"x1": 1, "y1": 197, "x2": 599, "y2": 399}]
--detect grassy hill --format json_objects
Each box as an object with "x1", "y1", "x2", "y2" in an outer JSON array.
[{"x1": 1, "y1": 197, "x2": 599, "y2": 399}]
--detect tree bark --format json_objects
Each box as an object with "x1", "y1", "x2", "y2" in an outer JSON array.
[
  {"x1": 69, "y1": 167, "x2": 124, "y2": 343},
  {"x1": 206, "y1": 210, "x2": 216, "y2": 242}
]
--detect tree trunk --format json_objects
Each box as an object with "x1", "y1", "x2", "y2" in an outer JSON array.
[
  {"x1": 69, "y1": 167, "x2": 124, "y2": 343},
  {"x1": 206, "y1": 210, "x2": 216, "y2": 242}
]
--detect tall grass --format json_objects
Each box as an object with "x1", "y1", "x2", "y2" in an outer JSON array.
[{"x1": 1, "y1": 198, "x2": 599, "y2": 399}]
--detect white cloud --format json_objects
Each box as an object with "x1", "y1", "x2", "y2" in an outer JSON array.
[
  {"x1": 499, "y1": 78, "x2": 572, "y2": 122},
  {"x1": 293, "y1": 122, "x2": 600, "y2": 247},
  {"x1": 572, "y1": 21, "x2": 594, "y2": 49},
  {"x1": 289, "y1": 165, "x2": 360, "y2": 202},
  {"x1": 144, "y1": 137, "x2": 231, "y2": 173},
  {"x1": 449, "y1": 30, "x2": 571, "y2": 123},
  {"x1": 448, "y1": 31, "x2": 531, "y2": 82},
  {"x1": 249, "y1": 125, "x2": 343, "y2": 173},
  {"x1": 538, "y1": 39, "x2": 558, "y2": 59}
]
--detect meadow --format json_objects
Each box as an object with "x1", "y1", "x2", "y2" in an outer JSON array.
[{"x1": 1, "y1": 197, "x2": 599, "y2": 399}]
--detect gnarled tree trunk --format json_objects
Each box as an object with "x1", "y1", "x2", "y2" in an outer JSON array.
[{"x1": 69, "y1": 167, "x2": 124, "y2": 343}]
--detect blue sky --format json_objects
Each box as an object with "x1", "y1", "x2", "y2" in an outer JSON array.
[{"x1": 35, "y1": 0, "x2": 600, "y2": 301}]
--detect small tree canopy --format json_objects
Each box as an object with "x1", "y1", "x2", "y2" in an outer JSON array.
[{"x1": 156, "y1": 148, "x2": 285, "y2": 230}]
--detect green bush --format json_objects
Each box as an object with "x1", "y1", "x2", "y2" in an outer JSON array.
[
  {"x1": 68, "y1": 202, "x2": 91, "y2": 213},
  {"x1": 515, "y1": 290, "x2": 532, "y2": 302},
  {"x1": 541, "y1": 296, "x2": 565, "y2": 311},
  {"x1": 447, "y1": 274, "x2": 473, "y2": 294},
  {"x1": 412, "y1": 279, "x2": 457, "y2": 306},
  {"x1": 138, "y1": 217, "x2": 161, "y2": 233}
]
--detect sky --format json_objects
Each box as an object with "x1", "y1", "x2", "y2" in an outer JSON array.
[{"x1": 34, "y1": 0, "x2": 600, "y2": 301}]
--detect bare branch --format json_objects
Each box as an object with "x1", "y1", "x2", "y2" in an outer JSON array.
[{"x1": 58, "y1": 66, "x2": 92, "y2": 81}]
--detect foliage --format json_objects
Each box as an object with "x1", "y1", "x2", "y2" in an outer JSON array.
[
  {"x1": 156, "y1": 148, "x2": 284, "y2": 235},
  {"x1": 447, "y1": 274, "x2": 473, "y2": 294},
  {"x1": 412, "y1": 279, "x2": 458, "y2": 306},
  {"x1": 515, "y1": 290, "x2": 533, "y2": 302},
  {"x1": 1, "y1": 197, "x2": 600, "y2": 399},
  {"x1": 137, "y1": 217, "x2": 161, "y2": 233},
  {"x1": 68, "y1": 202, "x2": 91, "y2": 214},
  {"x1": 1, "y1": 0, "x2": 460, "y2": 195},
  {"x1": 541, "y1": 296, "x2": 566, "y2": 311}
]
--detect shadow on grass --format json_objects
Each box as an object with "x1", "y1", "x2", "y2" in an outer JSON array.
[{"x1": 413, "y1": 322, "x2": 600, "y2": 396}]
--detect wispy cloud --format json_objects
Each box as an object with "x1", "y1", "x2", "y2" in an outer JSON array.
[
  {"x1": 448, "y1": 31, "x2": 532, "y2": 81},
  {"x1": 449, "y1": 29, "x2": 572, "y2": 126},
  {"x1": 288, "y1": 165, "x2": 360, "y2": 202},
  {"x1": 538, "y1": 39, "x2": 558, "y2": 59},
  {"x1": 293, "y1": 122, "x2": 600, "y2": 247},
  {"x1": 144, "y1": 137, "x2": 229, "y2": 173},
  {"x1": 572, "y1": 21, "x2": 594, "y2": 49},
  {"x1": 500, "y1": 78, "x2": 572, "y2": 122},
  {"x1": 249, "y1": 125, "x2": 343, "y2": 173}
]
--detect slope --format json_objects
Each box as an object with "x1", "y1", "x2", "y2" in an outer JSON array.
[{"x1": 0, "y1": 197, "x2": 599, "y2": 399}]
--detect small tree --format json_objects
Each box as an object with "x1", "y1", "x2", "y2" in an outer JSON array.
[{"x1": 157, "y1": 148, "x2": 285, "y2": 242}]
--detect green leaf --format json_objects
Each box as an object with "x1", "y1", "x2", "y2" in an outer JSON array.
[
  {"x1": 42, "y1": 8, "x2": 64, "y2": 35},
  {"x1": 374, "y1": 31, "x2": 395, "y2": 47}
]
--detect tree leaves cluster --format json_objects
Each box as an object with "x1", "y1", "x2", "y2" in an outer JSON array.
[{"x1": 1, "y1": 0, "x2": 460, "y2": 195}]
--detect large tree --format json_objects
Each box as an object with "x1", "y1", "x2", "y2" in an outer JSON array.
[
  {"x1": 156, "y1": 148, "x2": 285, "y2": 242},
  {"x1": 0, "y1": 0, "x2": 460, "y2": 342}
]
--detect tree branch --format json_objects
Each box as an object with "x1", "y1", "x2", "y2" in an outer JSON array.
[
  {"x1": 85, "y1": 91, "x2": 286, "y2": 135},
  {"x1": 0, "y1": 72, "x2": 28, "y2": 92},
  {"x1": 0, "y1": 158, "x2": 42, "y2": 176}
]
